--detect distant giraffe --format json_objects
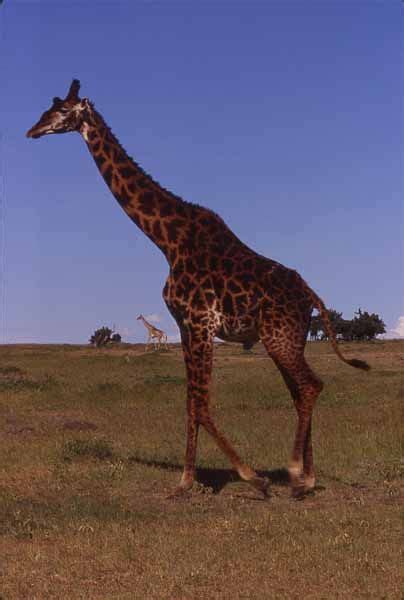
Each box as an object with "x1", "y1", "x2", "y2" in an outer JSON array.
[
  {"x1": 27, "y1": 80, "x2": 369, "y2": 499},
  {"x1": 137, "y1": 314, "x2": 168, "y2": 351}
]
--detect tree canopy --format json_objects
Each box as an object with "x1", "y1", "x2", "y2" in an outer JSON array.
[
  {"x1": 89, "y1": 326, "x2": 122, "y2": 347},
  {"x1": 309, "y1": 308, "x2": 385, "y2": 342}
]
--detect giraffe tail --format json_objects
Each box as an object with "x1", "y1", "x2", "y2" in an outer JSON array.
[{"x1": 311, "y1": 293, "x2": 370, "y2": 371}]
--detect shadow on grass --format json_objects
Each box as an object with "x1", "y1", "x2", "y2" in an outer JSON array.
[{"x1": 128, "y1": 455, "x2": 290, "y2": 493}]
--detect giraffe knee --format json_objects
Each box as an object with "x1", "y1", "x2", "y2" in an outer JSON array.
[
  {"x1": 300, "y1": 371, "x2": 323, "y2": 399},
  {"x1": 196, "y1": 409, "x2": 211, "y2": 427},
  {"x1": 310, "y1": 376, "x2": 323, "y2": 397}
]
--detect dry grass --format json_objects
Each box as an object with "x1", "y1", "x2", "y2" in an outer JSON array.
[{"x1": 0, "y1": 340, "x2": 402, "y2": 599}]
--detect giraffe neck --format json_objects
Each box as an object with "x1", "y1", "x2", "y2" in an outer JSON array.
[
  {"x1": 140, "y1": 316, "x2": 154, "y2": 330},
  {"x1": 79, "y1": 104, "x2": 187, "y2": 260},
  {"x1": 142, "y1": 317, "x2": 152, "y2": 329}
]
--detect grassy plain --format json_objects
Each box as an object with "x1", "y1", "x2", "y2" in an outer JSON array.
[{"x1": 0, "y1": 340, "x2": 402, "y2": 599}]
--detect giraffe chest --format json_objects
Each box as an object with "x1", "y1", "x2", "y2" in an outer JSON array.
[
  {"x1": 164, "y1": 270, "x2": 262, "y2": 321},
  {"x1": 215, "y1": 313, "x2": 260, "y2": 345}
]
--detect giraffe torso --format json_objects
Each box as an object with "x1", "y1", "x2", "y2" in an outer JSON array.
[{"x1": 162, "y1": 206, "x2": 314, "y2": 346}]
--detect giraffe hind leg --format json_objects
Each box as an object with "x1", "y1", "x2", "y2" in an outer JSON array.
[{"x1": 261, "y1": 336, "x2": 323, "y2": 497}]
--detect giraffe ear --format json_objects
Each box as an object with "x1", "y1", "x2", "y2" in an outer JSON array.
[
  {"x1": 66, "y1": 79, "x2": 81, "y2": 102},
  {"x1": 81, "y1": 98, "x2": 91, "y2": 109}
]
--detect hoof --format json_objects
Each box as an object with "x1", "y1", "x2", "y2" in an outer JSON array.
[
  {"x1": 249, "y1": 476, "x2": 270, "y2": 498},
  {"x1": 291, "y1": 483, "x2": 314, "y2": 500},
  {"x1": 291, "y1": 486, "x2": 306, "y2": 500},
  {"x1": 166, "y1": 485, "x2": 191, "y2": 500},
  {"x1": 166, "y1": 476, "x2": 194, "y2": 499}
]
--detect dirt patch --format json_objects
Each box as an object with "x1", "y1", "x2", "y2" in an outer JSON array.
[{"x1": 4, "y1": 416, "x2": 36, "y2": 435}]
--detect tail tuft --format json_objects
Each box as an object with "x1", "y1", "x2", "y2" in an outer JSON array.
[{"x1": 346, "y1": 358, "x2": 371, "y2": 371}]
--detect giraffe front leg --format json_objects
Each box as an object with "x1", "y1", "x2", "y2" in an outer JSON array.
[
  {"x1": 168, "y1": 332, "x2": 204, "y2": 497},
  {"x1": 170, "y1": 327, "x2": 269, "y2": 498},
  {"x1": 200, "y1": 415, "x2": 269, "y2": 496},
  {"x1": 168, "y1": 408, "x2": 199, "y2": 497}
]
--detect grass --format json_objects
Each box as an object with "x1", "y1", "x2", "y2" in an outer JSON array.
[
  {"x1": 0, "y1": 340, "x2": 402, "y2": 599},
  {"x1": 61, "y1": 438, "x2": 115, "y2": 462}
]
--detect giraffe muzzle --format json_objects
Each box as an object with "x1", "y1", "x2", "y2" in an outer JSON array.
[{"x1": 26, "y1": 126, "x2": 44, "y2": 139}]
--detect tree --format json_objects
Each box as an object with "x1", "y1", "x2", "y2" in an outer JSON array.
[
  {"x1": 90, "y1": 326, "x2": 116, "y2": 348},
  {"x1": 309, "y1": 308, "x2": 385, "y2": 342},
  {"x1": 323, "y1": 309, "x2": 344, "y2": 340},
  {"x1": 339, "y1": 319, "x2": 354, "y2": 341},
  {"x1": 349, "y1": 309, "x2": 386, "y2": 341},
  {"x1": 310, "y1": 308, "x2": 344, "y2": 340},
  {"x1": 309, "y1": 313, "x2": 322, "y2": 340}
]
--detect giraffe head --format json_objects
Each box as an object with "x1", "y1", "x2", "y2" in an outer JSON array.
[
  {"x1": 136, "y1": 315, "x2": 143, "y2": 320},
  {"x1": 26, "y1": 79, "x2": 90, "y2": 139}
]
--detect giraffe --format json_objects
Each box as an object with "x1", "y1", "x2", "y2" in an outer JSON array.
[
  {"x1": 27, "y1": 80, "x2": 370, "y2": 499},
  {"x1": 137, "y1": 314, "x2": 168, "y2": 351}
]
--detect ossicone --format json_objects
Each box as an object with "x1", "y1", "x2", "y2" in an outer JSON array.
[{"x1": 66, "y1": 79, "x2": 81, "y2": 102}]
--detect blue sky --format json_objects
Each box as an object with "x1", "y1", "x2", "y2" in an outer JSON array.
[{"x1": 1, "y1": 1, "x2": 402, "y2": 343}]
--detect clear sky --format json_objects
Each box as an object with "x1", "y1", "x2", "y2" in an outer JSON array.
[{"x1": 1, "y1": 1, "x2": 402, "y2": 344}]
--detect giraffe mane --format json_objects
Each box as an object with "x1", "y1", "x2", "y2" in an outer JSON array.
[{"x1": 88, "y1": 101, "x2": 226, "y2": 224}]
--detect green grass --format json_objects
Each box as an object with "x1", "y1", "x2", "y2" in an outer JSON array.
[
  {"x1": 61, "y1": 438, "x2": 115, "y2": 462},
  {"x1": 0, "y1": 340, "x2": 402, "y2": 599}
]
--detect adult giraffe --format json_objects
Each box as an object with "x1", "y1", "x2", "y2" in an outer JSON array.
[
  {"x1": 137, "y1": 314, "x2": 168, "y2": 351},
  {"x1": 27, "y1": 80, "x2": 369, "y2": 498}
]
